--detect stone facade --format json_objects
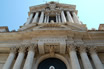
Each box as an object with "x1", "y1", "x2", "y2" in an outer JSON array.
[{"x1": 0, "y1": 1, "x2": 104, "y2": 69}]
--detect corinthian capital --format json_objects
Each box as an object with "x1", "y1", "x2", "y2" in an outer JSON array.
[
  {"x1": 19, "y1": 47, "x2": 26, "y2": 52},
  {"x1": 89, "y1": 46, "x2": 97, "y2": 54},
  {"x1": 79, "y1": 46, "x2": 86, "y2": 53},
  {"x1": 10, "y1": 47, "x2": 17, "y2": 53},
  {"x1": 28, "y1": 46, "x2": 35, "y2": 51},
  {"x1": 69, "y1": 44, "x2": 76, "y2": 51}
]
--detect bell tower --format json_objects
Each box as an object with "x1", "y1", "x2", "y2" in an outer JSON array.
[
  {"x1": 1, "y1": 1, "x2": 104, "y2": 69},
  {"x1": 19, "y1": 1, "x2": 87, "y2": 31}
]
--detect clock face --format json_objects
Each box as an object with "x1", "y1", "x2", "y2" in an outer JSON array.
[{"x1": 38, "y1": 58, "x2": 67, "y2": 69}]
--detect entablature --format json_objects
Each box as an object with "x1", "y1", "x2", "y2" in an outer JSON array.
[{"x1": 29, "y1": 1, "x2": 76, "y2": 14}]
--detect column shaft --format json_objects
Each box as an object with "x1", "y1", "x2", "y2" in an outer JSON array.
[
  {"x1": 66, "y1": 11, "x2": 74, "y2": 23},
  {"x1": 69, "y1": 46, "x2": 81, "y2": 69},
  {"x1": 80, "y1": 47, "x2": 93, "y2": 69},
  {"x1": 61, "y1": 11, "x2": 67, "y2": 23},
  {"x1": 13, "y1": 47, "x2": 25, "y2": 69},
  {"x1": 72, "y1": 12, "x2": 81, "y2": 24},
  {"x1": 23, "y1": 46, "x2": 35, "y2": 69},
  {"x1": 56, "y1": 14, "x2": 58, "y2": 23},
  {"x1": 3, "y1": 48, "x2": 16, "y2": 69},
  {"x1": 32, "y1": 12, "x2": 39, "y2": 23},
  {"x1": 58, "y1": 14, "x2": 61, "y2": 23},
  {"x1": 39, "y1": 11, "x2": 44, "y2": 24},
  {"x1": 44, "y1": 15, "x2": 47, "y2": 23},
  {"x1": 25, "y1": 13, "x2": 33, "y2": 25},
  {"x1": 90, "y1": 48, "x2": 104, "y2": 69},
  {"x1": 46, "y1": 15, "x2": 49, "y2": 23}
]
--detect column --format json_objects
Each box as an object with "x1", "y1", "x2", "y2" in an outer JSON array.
[
  {"x1": 23, "y1": 46, "x2": 35, "y2": 69},
  {"x1": 90, "y1": 47, "x2": 104, "y2": 69},
  {"x1": 56, "y1": 13, "x2": 58, "y2": 23},
  {"x1": 79, "y1": 47, "x2": 93, "y2": 69},
  {"x1": 69, "y1": 46, "x2": 81, "y2": 69},
  {"x1": 25, "y1": 13, "x2": 34, "y2": 25},
  {"x1": 72, "y1": 12, "x2": 81, "y2": 24},
  {"x1": 66, "y1": 11, "x2": 74, "y2": 23},
  {"x1": 32, "y1": 12, "x2": 39, "y2": 23},
  {"x1": 58, "y1": 14, "x2": 61, "y2": 23},
  {"x1": 3, "y1": 48, "x2": 16, "y2": 69},
  {"x1": 46, "y1": 15, "x2": 49, "y2": 23},
  {"x1": 39, "y1": 11, "x2": 44, "y2": 24},
  {"x1": 61, "y1": 11, "x2": 67, "y2": 23},
  {"x1": 13, "y1": 47, "x2": 25, "y2": 69},
  {"x1": 44, "y1": 15, "x2": 47, "y2": 23}
]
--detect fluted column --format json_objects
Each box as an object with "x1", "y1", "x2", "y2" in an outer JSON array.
[
  {"x1": 32, "y1": 12, "x2": 39, "y2": 23},
  {"x1": 23, "y1": 46, "x2": 35, "y2": 69},
  {"x1": 3, "y1": 48, "x2": 16, "y2": 69},
  {"x1": 90, "y1": 47, "x2": 104, "y2": 69},
  {"x1": 72, "y1": 12, "x2": 81, "y2": 24},
  {"x1": 25, "y1": 13, "x2": 33, "y2": 25},
  {"x1": 79, "y1": 47, "x2": 93, "y2": 69},
  {"x1": 61, "y1": 11, "x2": 66, "y2": 23},
  {"x1": 39, "y1": 11, "x2": 44, "y2": 24},
  {"x1": 13, "y1": 47, "x2": 25, "y2": 69},
  {"x1": 69, "y1": 46, "x2": 81, "y2": 69},
  {"x1": 66, "y1": 11, "x2": 74, "y2": 23}
]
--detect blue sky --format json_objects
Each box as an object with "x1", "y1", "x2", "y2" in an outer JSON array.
[{"x1": 0, "y1": 0, "x2": 104, "y2": 31}]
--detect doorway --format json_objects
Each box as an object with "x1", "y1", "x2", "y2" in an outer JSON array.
[{"x1": 38, "y1": 58, "x2": 67, "y2": 69}]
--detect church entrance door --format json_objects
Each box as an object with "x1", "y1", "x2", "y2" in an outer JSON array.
[{"x1": 38, "y1": 58, "x2": 67, "y2": 69}]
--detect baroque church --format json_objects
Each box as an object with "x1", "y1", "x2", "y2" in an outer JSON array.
[{"x1": 0, "y1": 1, "x2": 104, "y2": 69}]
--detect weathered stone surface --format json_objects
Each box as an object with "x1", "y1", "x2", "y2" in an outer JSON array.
[{"x1": 0, "y1": 1, "x2": 104, "y2": 69}]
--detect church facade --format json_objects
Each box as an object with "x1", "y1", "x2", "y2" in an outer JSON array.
[{"x1": 0, "y1": 1, "x2": 104, "y2": 69}]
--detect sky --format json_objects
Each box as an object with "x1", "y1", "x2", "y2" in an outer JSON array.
[{"x1": 0, "y1": 0, "x2": 104, "y2": 31}]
